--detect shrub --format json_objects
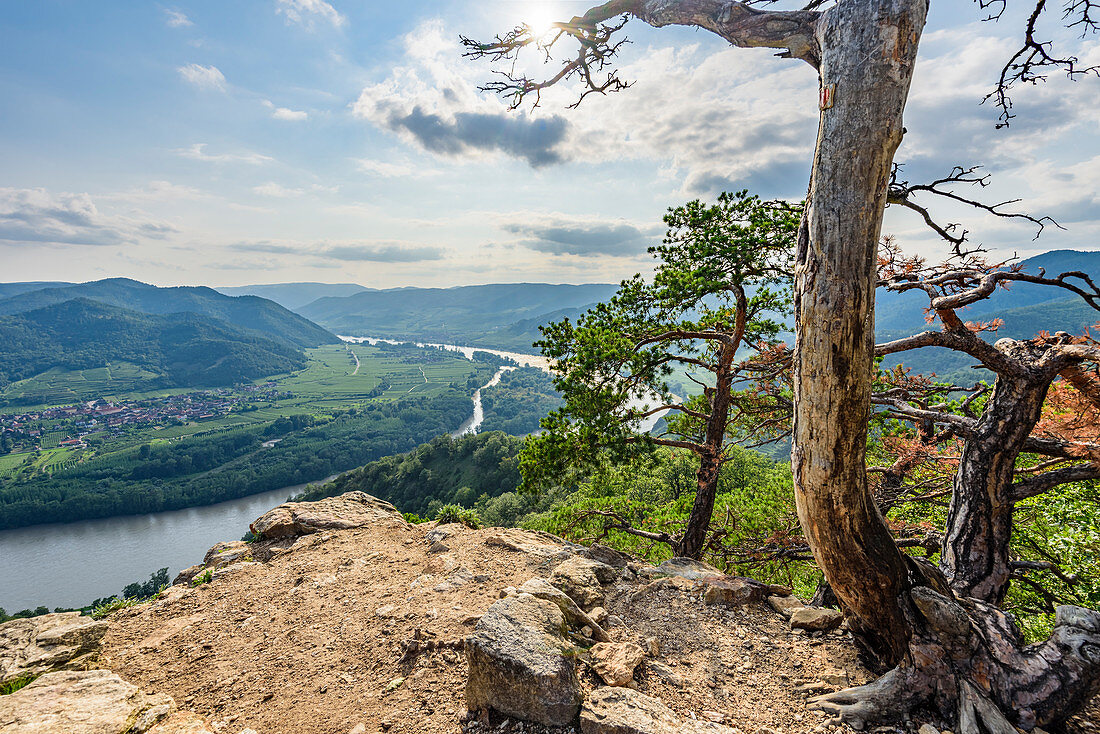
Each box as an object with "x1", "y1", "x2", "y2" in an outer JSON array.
[{"x1": 435, "y1": 504, "x2": 481, "y2": 529}]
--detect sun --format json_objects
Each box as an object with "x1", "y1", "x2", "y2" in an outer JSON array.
[{"x1": 524, "y1": 4, "x2": 561, "y2": 40}]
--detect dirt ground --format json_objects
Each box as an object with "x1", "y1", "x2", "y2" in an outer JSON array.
[{"x1": 100, "y1": 520, "x2": 1100, "y2": 734}]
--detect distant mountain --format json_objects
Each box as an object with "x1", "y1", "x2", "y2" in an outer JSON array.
[
  {"x1": 299, "y1": 282, "x2": 619, "y2": 352},
  {"x1": 876, "y1": 249, "x2": 1100, "y2": 383},
  {"x1": 0, "y1": 298, "x2": 307, "y2": 391},
  {"x1": 0, "y1": 278, "x2": 338, "y2": 349},
  {"x1": 0, "y1": 282, "x2": 71, "y2": 300},
  {"x1": 215, "y1": 282, "x2": 372, "y2": 311}
]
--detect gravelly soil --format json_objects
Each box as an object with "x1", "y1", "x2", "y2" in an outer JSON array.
[{"x1": 100, "y1": 521, "x2": 1100, "y2": 734}]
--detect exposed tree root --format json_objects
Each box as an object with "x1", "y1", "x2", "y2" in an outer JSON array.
[{"x1": 810, "y1": 588, "x2": 1100, "y2": 731}]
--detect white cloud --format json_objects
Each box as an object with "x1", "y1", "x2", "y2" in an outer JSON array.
[
  {"x1": 273, "y1": 107, "x2": 307, "y2": 121},
  {"x1": 276, "y1": 0, "x2": 345, "y2": 29},
  {"x1": 177, "y1": 63, "x2": 226, "y2": 92},
  {"x1": 261, "y1": 99, "x2": 308, "y2": 120},
  {"x1": 253, "y1": 182, "x2": 304, "y2": 198},
  {"x1": 174, "y1": 143, "x2": 273, "y2": 165},
  {"x1": 165, "y1": 9, "x2": 193, "y2": 28},
  {"x1": 0, "y1": 188, "x2": 176, "y2": 247},
  {"x1": 354, "y1": 158, "x2": 439, "y2": 178}
]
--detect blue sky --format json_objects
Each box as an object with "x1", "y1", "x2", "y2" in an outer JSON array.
[{"x1": 0, "y1": 1, "x2": 1097, "y2": 288}]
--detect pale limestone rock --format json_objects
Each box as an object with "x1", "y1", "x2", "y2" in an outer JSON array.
[
  {"x1": 767, "y1": 595, "x2": 805, "y2": 618},
  {"x1": 149, "y1": 711, "x2": 217, "y2": 733},
  {"x1": 513, "y1": 578, "x2": 610, "y2": 642},
  {"x1": 483, "y1": 528, "x2": 579, "y2": 559},
  {"x1": 589, "y1": 642, "x2": 646, "y2": 687},
  {"x1": 249, "y1": 491, "x2": 406, "y2": 539},
  {"x1": 0, "y1": 612, "x2": 107, "y2": 684},
  {"x1": 549, "y1": 557, "x2": 616, "y2": 609},
  {"x1": 580, "y1": 687, "x2": 739, "y2": 734},
  {"x1": 0, "y1": 669, "x2": 173, "y2": 733},
  {"x1": 465, "y1": 594, "x2": 582, "y2": 726},
  {"x1": 789, "y1": 607, "x2": 844, "y2": 632}
]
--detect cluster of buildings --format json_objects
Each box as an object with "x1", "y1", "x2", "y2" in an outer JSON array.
[{"x1": 0, "y1": 383, "x2": 286, "y2": 453}]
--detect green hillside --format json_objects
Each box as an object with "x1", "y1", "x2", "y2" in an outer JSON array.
[
  {"x1": 0, "y1": 299, "x2": 306, "y2": 393},
  {"x1": 294, "y1": 431, "x2": 525, "y2": 517},
  {"x1": 0, "y1": 278, "x2": 337, "y2": 349},
  {"x1": 297, "y1": 282, "x2": 618, "y2": 351}
]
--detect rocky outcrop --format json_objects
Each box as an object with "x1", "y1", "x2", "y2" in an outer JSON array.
[
  {"x1": 589, "y1": 642, "x2": 646, "y2": 687},
  {"x1": 174, "y1": 540, "x2": 255, "y2": 585},
  {"x1": 767, "y1": 594, "x2": 806, "y2": 618},
  {"x1": 550, "y1": 556, "x2": 617, "y2": 610},
  {"x1": 465, "y1": 594, "x2": 582, "y2": 726},
  {"x1": 512, "y1": 578, "x2": 610, "y2": 642},
  {"x1": 249, "y1": 491, "x2": 406, "y2": 539},
  {"x1": 0, "y1": 669, "x2": 173, "y2": 733},
  {"x1": 580, "y1": 687, "x2": 737, "y2": 734},
  {"x1": 0, "y1": 612, "x2": 107, "y2": 684}
]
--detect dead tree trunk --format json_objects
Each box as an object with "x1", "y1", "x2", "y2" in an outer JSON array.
[{"x1": 792, "y1": 0, "x2": 927, "y2": 666}]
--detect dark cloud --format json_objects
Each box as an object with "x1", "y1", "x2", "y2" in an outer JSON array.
[
  {"x1": 321, "y1": 244, "x2": 445, "y2": 262},
  {"x1": 505, "y1": 221, "x2": 653, "y2": 256},
  {"x1": 385, "y1": 107, "x2": 569, "y2": 168},
  {"x1": 684, "y1": 158, "x2": 811, "y2": 198}
]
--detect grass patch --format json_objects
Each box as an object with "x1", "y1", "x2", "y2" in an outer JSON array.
[
  {"x1": 89, "y1": 596, "x2": 143, "y2": 620},
  {"x1": 0, "y1": 675, "x2": 37, "y2": 695}
]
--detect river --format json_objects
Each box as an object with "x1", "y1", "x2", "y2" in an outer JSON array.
[
  {"x1": 0, "y1": 477, "x2": 333, "y2": 612},
  {"x1": 0, "y1": 338, "x2": 660, "y2": 612}
]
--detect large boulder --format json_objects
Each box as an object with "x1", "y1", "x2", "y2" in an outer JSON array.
[
  {"x1": 465, "y1": 594, "x2": 582, "y2": 726},
  {"x1": 580, "y1": 687, "x2": 739, "y2": 734},
  {"x1": 249, "y1": 491, "x2": 406, "y2": 539},
  {"x1": 550, "y1": 557, "x2": 617, "y2": 609},
  {"x1": 0, "y1": 613, "x2": 108, "y2": 684},
  {"x1": 513, "y1": 578, "x2": 610, "y2": 642},
  {"x1": 0, "y1": 669, "x2": 174, "y2": 733}
]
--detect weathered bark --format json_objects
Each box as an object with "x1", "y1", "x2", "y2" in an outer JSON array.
[
  {"x1": 813, "y1": 590, "x2": 1100, "y2": 732},
  {"x1": 941, "y1": 370, "x2": 1050, "y2": 604},
  {"x1": 791, "y1": 0, "x2": 928, "y2": 666}
]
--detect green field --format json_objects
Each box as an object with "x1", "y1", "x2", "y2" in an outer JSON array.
[
  {"x1": 0, "y1": 343, "x2": 493, "y2": 483},
  {"x1": 1, "y1": 362, "x2": 178, "y2": 410}
]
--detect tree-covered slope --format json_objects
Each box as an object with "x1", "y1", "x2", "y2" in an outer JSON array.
[
  {"x1": 0, "y1": 278, "x2": 338, "y2": 349},
  {"x1": 295, "y1": 431, "x2": 525, "y2": 517},
  {"x1": 298, "y1": 282, "x2": 618, "y2": 350},
  {"x1": 0, "y1": 298, "x2": 307, "y2": 389}
]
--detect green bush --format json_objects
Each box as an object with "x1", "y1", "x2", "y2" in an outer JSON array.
[{"x1": 435, "y1": 504, "x2": 482, "y2": 529}]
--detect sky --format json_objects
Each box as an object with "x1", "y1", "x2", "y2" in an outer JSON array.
[{"x1": 0, "y1": 1, "x2": 1097, "y2": 289}]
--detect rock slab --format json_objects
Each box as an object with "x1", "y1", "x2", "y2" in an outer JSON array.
[
  {"x1": 0, "y1": 613, "x2": 107, "y2": 684},
  {"x1": 465, "y1": 594, "x2": 582, "y2": 726},
  {"x1": 580, "y1": 687, "x2": 738, "y2": 734},
  {"x1": 550, "y1": 556, "x2": 616, "y2": 609},
  {"x1": 0, "y1": 669, "x2": 173, "y2": 733},
  {"x1": 789, "y1": 606, "x2": 844, "y2": 632},
  {"x1": 249, "y1": 491, "x2": 406, "y2": 539}
]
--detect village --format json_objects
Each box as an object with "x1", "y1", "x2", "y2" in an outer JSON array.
[{"x1": 0, "y1": 383, "x2": 287, "y2": 455}]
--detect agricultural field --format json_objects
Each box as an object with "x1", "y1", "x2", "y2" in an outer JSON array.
[
  {"x1": 0, "y1": 342, "x2": 494, "y2": 485},
  {"x1": 0, "y1": 362, "x2": 173, "y2": 410}
]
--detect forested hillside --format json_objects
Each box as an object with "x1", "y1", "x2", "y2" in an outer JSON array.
[
  {"x1": 0, "y1": 299, "x2": 306, "y2": 390},
  {"x1": 0, "y1": 393, "x2": 471, "y2": 529},
  {"x1": 0, "y1": 278, "x2": 337, "y2": 349},
  {"x1": 297, "y1": 282, "x2": 618, "y2": 350},
  {"x1": 294, "y1": 431, "x2": 525, "y2": 517}
]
